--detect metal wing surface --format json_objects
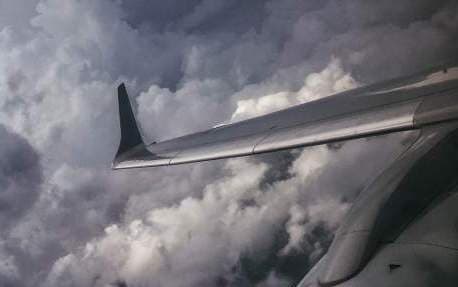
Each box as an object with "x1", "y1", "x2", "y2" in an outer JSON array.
[{"x1": 113, "y1": 64, "x2": 458, "y2": 169}]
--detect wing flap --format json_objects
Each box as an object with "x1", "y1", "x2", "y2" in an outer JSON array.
[{"x1": 254, "y1": 100, "x2": 419, "y2": 154}]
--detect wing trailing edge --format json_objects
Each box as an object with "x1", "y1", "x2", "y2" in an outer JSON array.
[{"x1": 113, "y1": 64, "x2": 458, "y2": 170}]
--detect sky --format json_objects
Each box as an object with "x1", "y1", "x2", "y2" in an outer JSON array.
[{"x1": 0, "y1": 1, "x2": 457, "y2": 286}]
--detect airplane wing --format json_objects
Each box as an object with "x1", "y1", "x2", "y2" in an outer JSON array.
[{"x1": 112, "y1": 64, "x2": 458, "y2": 170}]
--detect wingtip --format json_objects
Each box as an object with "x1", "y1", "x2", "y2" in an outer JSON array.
[
  {"x1": 118, "y1": 83, "x2": 127, "y2": 94},
  {"x1": 114, "y1": 82, "x2": 145, "y2": 158}
]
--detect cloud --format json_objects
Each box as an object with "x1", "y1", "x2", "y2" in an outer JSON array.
[
  {"x1": 230, "y1": 58, "x2": 358, "y2": 122},
  {"x1": 39, "y1": 127, "x2": 417, "y2": 287},
  {"x1": 0, "y1": 0, "x2": 457, "y2": 286},
  {"x1": 0, "y1": 125, "x2": 42, "y2": 286},
  {"x1": 0, "y1": 125, "x2": 42, "y2": 229},
  {"x1": 0, "y1": 241, "x2": 20, "y2": 286}
]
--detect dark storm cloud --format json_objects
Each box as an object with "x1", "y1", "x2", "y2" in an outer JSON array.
[
  {"x1": 0, "y1": 124, "x2": 42, "y2": 229},
  {"x1": 120, "y1": 0, "x2": 458, "y2": 92},
  {"x1": 0, "y1": 0, "x2": 457, "y2": 286},
  {"x1": 0, "y1": 125, "x2": 42, "y2": 286},
  {"x1": 121, "y1": 0, "x2": 267, "y2": 34}
]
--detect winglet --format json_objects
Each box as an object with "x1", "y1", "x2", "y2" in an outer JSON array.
[{"x1": 115, "y1": 83, "x2": 145, "y2": 157}]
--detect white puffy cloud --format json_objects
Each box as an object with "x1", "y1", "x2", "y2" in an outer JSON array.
[
  {"x1": 44, "y1": 159, "x2": 271, "y2": 286},
  {"x1": 136, "y1": 78, "x2": 234, "y2": 140},
  {"x1": 230, "y1": 58, "x2": 358, "y2": 122}
]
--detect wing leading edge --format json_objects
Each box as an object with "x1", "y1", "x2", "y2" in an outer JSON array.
[{"x1": 113, "y1": 64, "x2": 458, "y2": 170}]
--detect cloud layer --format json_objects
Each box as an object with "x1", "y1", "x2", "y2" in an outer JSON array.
[{"x1": 0, "y1": 0, "x2": 457, "y2": 286}]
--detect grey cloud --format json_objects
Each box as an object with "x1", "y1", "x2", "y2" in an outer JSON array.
[
  {"x1": 0, "y1": 125, "x2": 42, "y2": 286},
  {"x1": 0, "y1": 0, "x2": 457, "y2": 286},
  {"x1": 0, "y1": 125, "x2": 42, "y2": 229},
  {"x1": 121, "y1": 0, "x2": 267, "y2": 34}
]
